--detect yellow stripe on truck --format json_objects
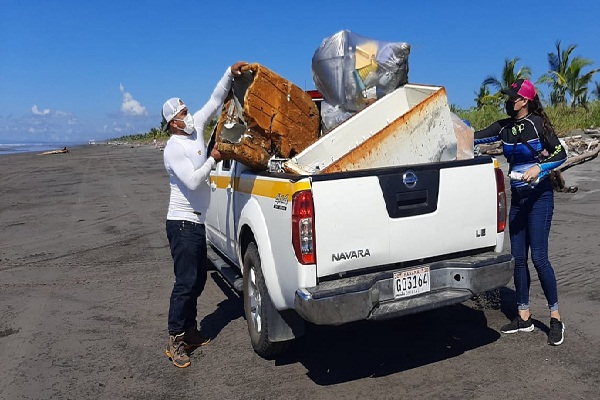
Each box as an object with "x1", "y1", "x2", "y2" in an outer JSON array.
[{"x1": 210, "y1": 175, "x2": 311, "y2": 199}]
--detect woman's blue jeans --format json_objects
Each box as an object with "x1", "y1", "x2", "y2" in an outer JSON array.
[
  {"x1": 509, "y1": 178, "x2": 559, "y2": 312},
  {"x1": 166, "y1": 220, "x2": 208, "y2": 335}
]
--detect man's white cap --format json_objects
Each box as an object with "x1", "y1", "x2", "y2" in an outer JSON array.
[{"x1": 162, "y1": 98, "x2": 186, "y2": 126}]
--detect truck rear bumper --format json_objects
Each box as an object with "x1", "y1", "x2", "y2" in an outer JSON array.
[{"x1": 294, "y1": 251, "x2": 514, "y2": 325}]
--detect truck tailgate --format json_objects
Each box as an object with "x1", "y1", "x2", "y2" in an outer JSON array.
[{"x1": 310, "y1": 157, "x2": 498, "y2": 278}]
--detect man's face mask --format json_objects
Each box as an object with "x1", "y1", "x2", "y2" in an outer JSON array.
[{"x1": 175, "y1": 113, "x2": 195, "y2": 134}]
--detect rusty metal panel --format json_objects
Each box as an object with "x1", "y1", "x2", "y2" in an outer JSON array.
[{"x1": 284, "y1": 84, "x2": 455, "y2": 174}]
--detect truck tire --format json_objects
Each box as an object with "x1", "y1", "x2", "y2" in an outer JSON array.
[{"x1": 242, "y1": 242, "x2": 290, "y2": 358}]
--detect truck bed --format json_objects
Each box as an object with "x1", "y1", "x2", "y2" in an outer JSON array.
[{"x1": 285, "y1": 83, "x2": 468, "y2": 174}]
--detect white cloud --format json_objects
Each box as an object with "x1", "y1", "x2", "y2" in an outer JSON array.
[
  {"x1": 32, "y1": 105, "x2": 50, "y2": 115},
  {"x1": 1, "y1": 96, "x2": 157, "y2": 143},
  {"x1": 119, "y1": 83, "x2": 147, "y2": 116},
  {"x1": 31, "y1": 105, "x2": 69, "y2": 117}
]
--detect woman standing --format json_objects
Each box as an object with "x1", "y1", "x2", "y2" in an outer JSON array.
[{"x1": 474, "y1": 79, "x2": 567, "y2": 345}]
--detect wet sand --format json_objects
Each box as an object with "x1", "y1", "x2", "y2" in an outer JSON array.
[{"x1": 0, "y1": 144, "x2": 599, "y2": 399}]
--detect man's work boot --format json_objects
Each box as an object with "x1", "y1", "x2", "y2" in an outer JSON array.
[{"x1": 165, "y1": 333, "x2": 191, "y2": 368}]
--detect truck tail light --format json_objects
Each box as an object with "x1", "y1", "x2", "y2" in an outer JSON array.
[
  {"x1": 495, "y1": 165, "x2": 507, "y2": 232},
  {"x1": 292, "y1": 190, "x2": 316, "y2": 264}
]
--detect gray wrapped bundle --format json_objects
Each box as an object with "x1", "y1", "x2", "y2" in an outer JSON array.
[{"x1": 312, "y1": 30, "x2": 410, "y2": 115}]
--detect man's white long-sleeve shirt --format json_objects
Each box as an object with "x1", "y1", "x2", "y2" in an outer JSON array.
[{"x1": 163, "y1": 68, "x2": 234, "y2": 223}]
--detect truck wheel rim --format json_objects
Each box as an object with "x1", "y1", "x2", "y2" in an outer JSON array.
[{"x1": 249, "y1": 268, "x2": 262, "y2": 333}]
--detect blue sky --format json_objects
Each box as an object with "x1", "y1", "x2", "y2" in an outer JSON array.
[{"x1": 1, "y1": 0, "x2": 599, "y2": 144}]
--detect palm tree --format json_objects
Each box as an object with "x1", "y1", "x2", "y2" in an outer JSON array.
[
  {"x1": 149, "y1": 127, "x2": 161, "y2": 137},
  {"x1": 538, "y1": 40, "x2": 600, "y2": 108},
  {"x1": 593, "y1": 82, "x2": 600, "y2": 101},
  {"x1": 473, "y1": 83, "x2": 489, "y2": 108},
  {"x1": 538, "y1": 41, "x2": 574, "y2": 106},
  {"x1": 479, "y1": 57, "x2": 531, "y2": 110},
  {"x1": 483, "y1": 57, "x2": 532, "y2": 94},
  {"x1": 564, "y1": 58, "x2": 600, "y2": 108},
  {"x1": 473, "y1": 83, "x2": 502, "y2": 109}
]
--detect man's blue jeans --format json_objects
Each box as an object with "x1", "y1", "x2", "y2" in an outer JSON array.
[
  {"x1": 509, "y1": 178, "x2": 559, "y2": 312},
  {"x1": 166, "y1": 220, "x2": 208, "y2": 335}
]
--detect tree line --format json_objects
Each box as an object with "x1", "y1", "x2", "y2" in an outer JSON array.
[
  {"x1": 111, "y1": 119, "x2": 217, "y2": 143},
  {"x1": 473, "y1": 40, "x2": 599, "y2": 110}
]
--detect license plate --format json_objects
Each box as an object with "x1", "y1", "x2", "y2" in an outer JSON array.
[{"x1": 393, "y1": 266, "x2": 430, "y2": 299}]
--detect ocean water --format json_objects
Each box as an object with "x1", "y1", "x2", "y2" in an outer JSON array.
[{"x1": 0, "y1": 142, "x2": 87, "y2": 155}]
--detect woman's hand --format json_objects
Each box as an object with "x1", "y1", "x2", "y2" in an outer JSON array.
[{"x1": 522, "y1": 164, "x2": 541, "y2": 183}]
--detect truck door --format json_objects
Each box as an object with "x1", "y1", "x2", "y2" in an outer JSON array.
[{"x1": 208, "y1": 159, "x2": 238, "y2": 262}]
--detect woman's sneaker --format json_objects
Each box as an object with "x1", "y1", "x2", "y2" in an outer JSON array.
[
  {"x1": 548, "y1": 318, "x2": 565, "y2": 346},
  {"x1": 501, "y1": 315, "x2": 535, "y2": 333}
]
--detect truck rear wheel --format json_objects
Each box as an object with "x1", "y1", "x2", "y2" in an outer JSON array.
[{"x1": 242, "y1": 242, "x2": 290, "y2": 358}]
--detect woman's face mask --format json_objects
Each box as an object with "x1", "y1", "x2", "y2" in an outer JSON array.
[{"x1": 505, "y1": 98, "x2": 524, "y2": 118}]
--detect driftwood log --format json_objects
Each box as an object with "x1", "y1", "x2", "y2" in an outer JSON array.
[
  {"x1": 39, "y1": 147, "x2": 70, "y2": 155},
  {"x1": 214, "y1": 63, "x2": 320, "y2": 171},
  {"x1": 551, "y1": 135, "x2": 599, "y2": 192},
  {"x1": 555, "y1": 137, "x2": 600, "y2": 172}
]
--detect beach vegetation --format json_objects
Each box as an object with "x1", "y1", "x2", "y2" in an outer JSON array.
[
  {"x1": 111, "y1": 118, "x2": 217, "y2": 144},
  {"x1": 455, "y1": 101, "x2": 600, "y2": 136}
]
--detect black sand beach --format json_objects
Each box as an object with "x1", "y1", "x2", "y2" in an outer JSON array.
[{"x1": 1, "y1": 144, "x2": 599, "y2": 399}]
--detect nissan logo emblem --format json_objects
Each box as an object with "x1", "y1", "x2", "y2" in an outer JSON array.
[{"x1": 402, "y1": 170, "x2": 418, "y2": 188}]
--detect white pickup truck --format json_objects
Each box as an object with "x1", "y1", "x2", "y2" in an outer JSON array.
[{"x1": 205, "y1": 83, "x2": 514, "y2": 358}]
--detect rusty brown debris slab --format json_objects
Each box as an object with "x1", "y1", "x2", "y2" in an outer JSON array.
[{"x1": 214, "y1": 63, "x2": 320, "y2": 171}]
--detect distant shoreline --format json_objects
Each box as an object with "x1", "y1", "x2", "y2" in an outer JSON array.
[
  {"x1": 0, "y1": 141, "x2": 89, "y2": 156},
  {"x1": 0, "y1": 140, "x2": 163, "y2": 156}
]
